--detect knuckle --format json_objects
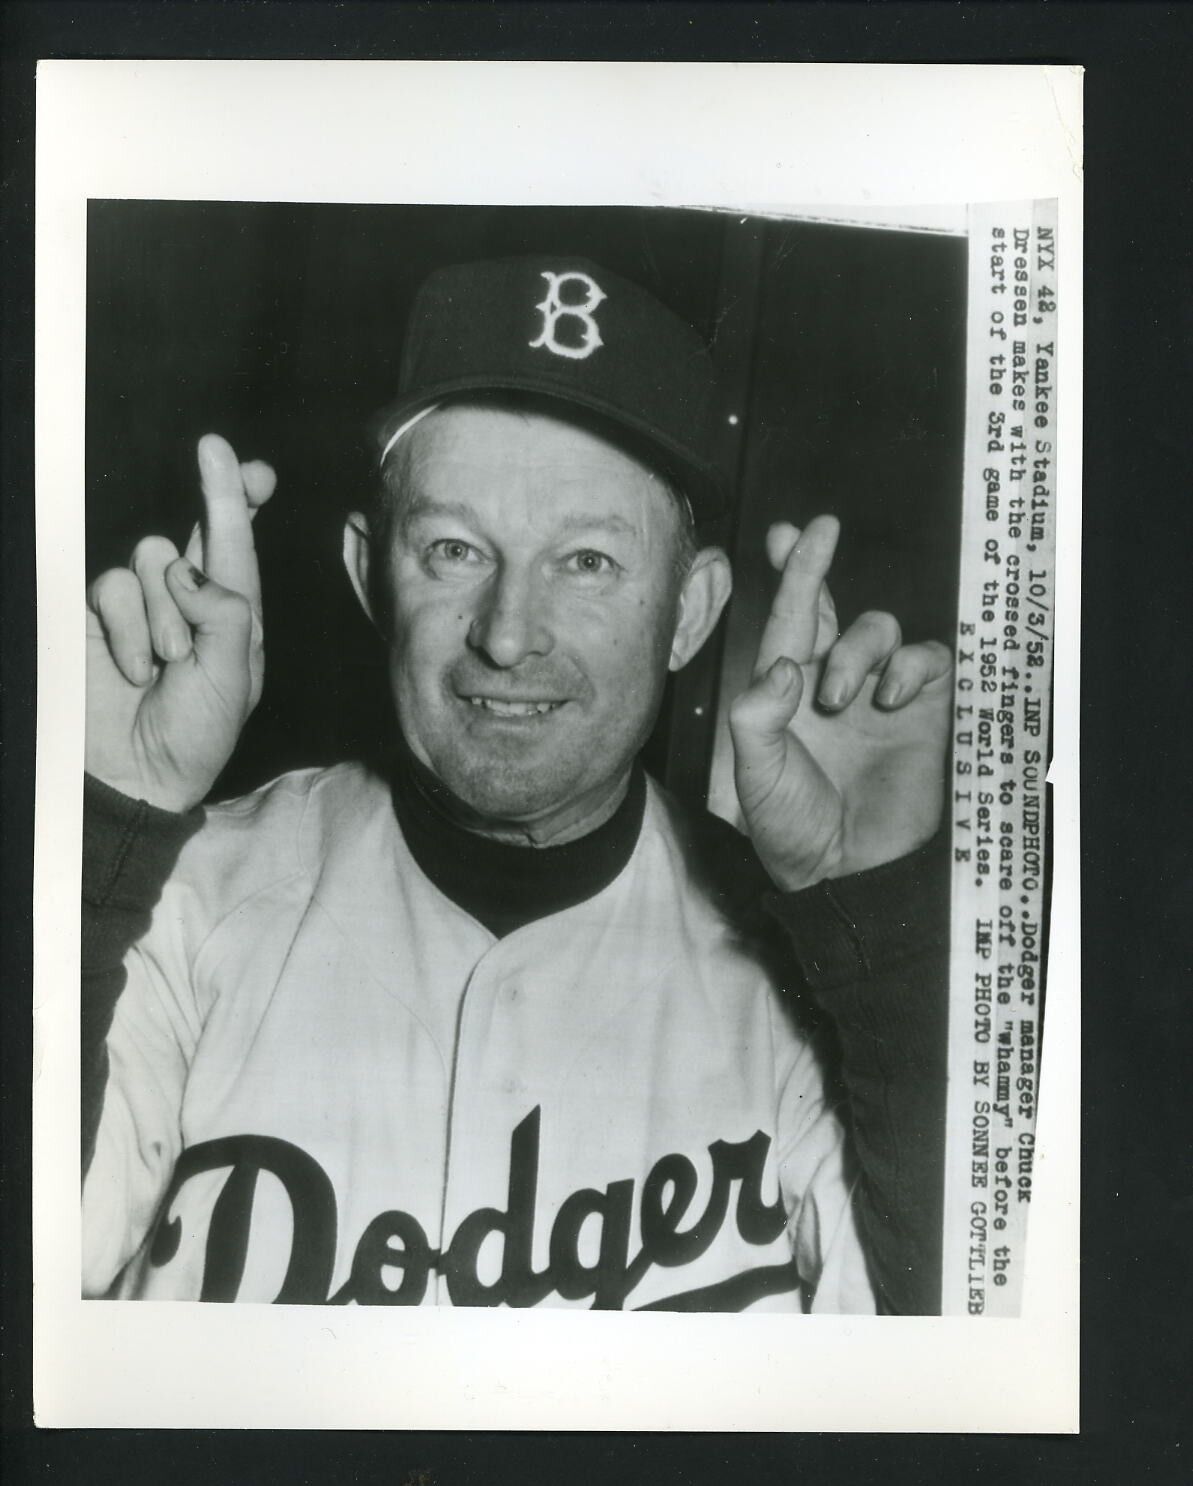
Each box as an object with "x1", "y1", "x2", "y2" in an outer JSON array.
[
  {"x1": 91, "y1": 566, "x2": 136, "y2": 607},
  {"x1": 728, "y1": 691, "x2": 760, "y2": 731},
  {"x1": 224, "y1": 590, "x2": 253, "y2": 626},
  {"x1": 130, "y1": 534, "x2": 175, "y2": 572},
  {"x1": 859, "y1": 609, "x2": 900, "y2": 643}
]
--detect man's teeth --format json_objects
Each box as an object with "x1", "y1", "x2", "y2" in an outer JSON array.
[{"x1": 467, "y1": 697, "x2": 561, "y2": 716}]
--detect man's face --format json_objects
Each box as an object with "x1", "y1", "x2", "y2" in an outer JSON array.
[{"x1": 357, "y1": 402, "x2": 696, "y2": 840}]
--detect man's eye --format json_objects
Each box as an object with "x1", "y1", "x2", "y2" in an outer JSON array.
[
  {"x1": 565, "y1": 550, "x2": 618, "y2": 578},
  {"x1": 427, "y1": 538, "x2": 483, "y2": 566}
]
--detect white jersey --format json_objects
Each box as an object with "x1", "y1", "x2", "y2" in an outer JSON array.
[{"x1": 83, "y1": 763, "x2": 875, "y2": 1313}]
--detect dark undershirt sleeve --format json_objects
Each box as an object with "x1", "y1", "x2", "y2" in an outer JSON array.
[
  {"x1": 763, "y1": 836, "x2": 950, "y2": 1315},
  {"x1": 81, "y1": 775, "x2": 204, "y2": 1175}
]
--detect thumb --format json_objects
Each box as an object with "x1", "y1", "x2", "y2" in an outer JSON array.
[
  {"x1": 729, "y1": 657, "x2": 804, "y2": 748},
  {"x1": 728, "y1": 658, "x2": 806, "y2": 804},
  {"x1": 165, "y1": 557, "x2": 255, "y2": 691}
]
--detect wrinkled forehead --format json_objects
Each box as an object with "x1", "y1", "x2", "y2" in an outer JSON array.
[{"x1": 392, "y1": 399, "x2": 681, "y2": 531}]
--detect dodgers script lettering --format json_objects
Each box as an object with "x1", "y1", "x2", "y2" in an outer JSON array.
[{"x1": 148, "y1": 1108, "x2": 800, "y2": 1310}]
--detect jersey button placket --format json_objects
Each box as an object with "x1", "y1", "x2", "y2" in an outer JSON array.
[{"x1": 436, "y1": 946, "x2": 522, "y2": 1305}]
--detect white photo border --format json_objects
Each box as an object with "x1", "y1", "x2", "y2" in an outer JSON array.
[{"x1": 34, "y1": 60, "x2": 1082, "y2": 1432}]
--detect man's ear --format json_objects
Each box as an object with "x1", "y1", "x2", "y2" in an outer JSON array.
[
  {"x1": 342, "y1": 513, "x2": 376, "y2": 626},
  {"x1": 669, "y1": 547, "x2": 733, "y2": 672}
]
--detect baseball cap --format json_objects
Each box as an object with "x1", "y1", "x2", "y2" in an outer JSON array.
[{"x1": 374, "y1": 255, "x2": 728, "y2": 519}]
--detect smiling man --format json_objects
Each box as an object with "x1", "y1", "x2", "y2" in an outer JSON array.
[
  {"x1": 345, "y1": 398, "x2": 712, "y2": 844},
  {"x1": 81, "y1": 257, "x2": 952, "y2": 1312}
]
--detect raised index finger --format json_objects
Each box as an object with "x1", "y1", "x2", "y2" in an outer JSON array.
[
  {"x1": 754, "y1": 514, "x2": 840, "y2": 678},
  {"x1": 192, "y1": 433, "x2": 271, "y2": 614}
]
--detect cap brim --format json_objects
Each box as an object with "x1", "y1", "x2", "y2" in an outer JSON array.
[{"x1": 375, "y1": 372, "x2": 729, "y2": 522}]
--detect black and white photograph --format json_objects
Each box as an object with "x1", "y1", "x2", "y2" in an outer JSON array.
[
  {"x1": 82, "y1": 200, "x2": 962, "y2": 1314},
  {"x1": 33, "y1": 61, "x2": 1081, "y2": 1431}
]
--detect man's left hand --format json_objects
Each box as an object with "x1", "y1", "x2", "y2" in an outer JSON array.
[{"x1": 729, "y1": 515, "x2": 952, "y2": 892}]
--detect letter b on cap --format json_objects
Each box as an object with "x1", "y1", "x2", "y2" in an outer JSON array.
[{"x1": 529, "y1": 270, "x2": 606, "y2": 360}]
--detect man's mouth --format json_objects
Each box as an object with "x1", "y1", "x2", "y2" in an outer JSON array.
[{"x1": 464, "y1": 696, "x2": 566, "y2": 718}]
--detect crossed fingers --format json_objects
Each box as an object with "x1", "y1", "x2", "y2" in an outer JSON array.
[
  {"x1": 753, "y1": 517, "x2": 840, "y2": 678},
  {"x1": 183, "y1": 434, "x2": 276, "y2": 619},
  {"x1": 756, "y1": 513, "x2": 951, "y2": 712},
  {"x1": 86, "y1": 435, "x2": 276, "y2": 687}
]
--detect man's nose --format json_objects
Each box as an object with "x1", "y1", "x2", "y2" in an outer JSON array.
[{"x1": 467, "y1": 566, "x2": 555, "y2": 668}]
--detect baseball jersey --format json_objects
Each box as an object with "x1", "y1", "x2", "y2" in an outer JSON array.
[{"x1": 82, "y1": 762, "x2": 876, "y2": 1312}]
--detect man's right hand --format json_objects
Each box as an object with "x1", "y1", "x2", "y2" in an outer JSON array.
[{"x1": 85, "y1": 434, "x2": 276, "y2": 814}]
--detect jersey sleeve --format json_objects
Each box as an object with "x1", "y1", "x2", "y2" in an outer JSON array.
[
  {"x1": 81, "y1": 777, "x2": 204, "y2": 1170},
  {"x1": 764, "y1": 835, "x2": 950, "y2": 1315},
  {"x1": 770, "y1": 1018, "x2": 879, "y2": 1316},
  {"x1": 80, "y1": 776, "x2": 209, "y2": 1295}
]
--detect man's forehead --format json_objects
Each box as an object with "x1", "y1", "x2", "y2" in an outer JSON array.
[{"x1": 399, "y1": 402, "x2": 673, "y2": 508}]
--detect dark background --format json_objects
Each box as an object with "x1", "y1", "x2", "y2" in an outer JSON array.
[
  {"x1": 85, "y1": 201, "x2": 965, "y2": 809},
  {"x1": 5, "y1": 3, "x2": 1192, "y2": 1484}
]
